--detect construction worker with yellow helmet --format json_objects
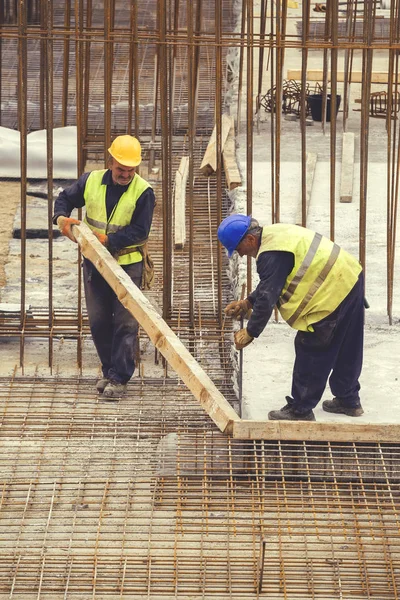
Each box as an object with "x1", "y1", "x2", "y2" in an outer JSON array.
[
  {"x1": 54, "y1": 135, "x2": 156, "y2": 399},
  {"x1": 218, "y1": 214, "x2": 366, "y2": 422}
]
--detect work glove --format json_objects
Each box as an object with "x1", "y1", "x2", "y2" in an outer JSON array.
[
  {"x1": 224, "y1": 298, "x2": 252, "y2": 320},
  {"x1": 57, "y1": 216, "x2": 80, "y2": 242},
  {"x1": 92, "y1": 231, "x2": 109, "y2": 246},
  {"x1": 234, "y1": 328, "x2": 254, "y2": 350}
]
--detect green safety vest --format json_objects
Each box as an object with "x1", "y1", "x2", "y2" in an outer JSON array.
[
  {"x1": 83, "y1": 169, "x2": 151, "y2": 265},
  {"x1": 256, "y1": 224, "x2": 362, "y2": 332}
]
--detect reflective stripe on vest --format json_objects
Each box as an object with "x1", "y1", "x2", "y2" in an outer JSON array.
[
  {"x1": 83, "y1": 169, "x2": 151, "y2": 265},
  {"x1": 257, "y1": 224, "x2": 362, "y2": 331}
]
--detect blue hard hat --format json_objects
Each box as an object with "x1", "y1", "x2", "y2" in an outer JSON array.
[{"x1": 217, "y1": 214, "x2": 252, "y2": 257}]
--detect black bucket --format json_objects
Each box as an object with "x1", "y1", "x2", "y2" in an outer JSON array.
[{"x1": 308, "y1": 94, "x2": 341, "y2": 122}]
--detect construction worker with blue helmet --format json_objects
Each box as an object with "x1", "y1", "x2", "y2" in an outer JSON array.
[
  {"x1": 54, "y1": 135, "x2": 156, "y2": 399},
  {"x1": 217, "y1": 214, "x2": 252, "y2": 257},
  {"x1": 218, "y1": 213, "x2": 365, "y2": 422}
]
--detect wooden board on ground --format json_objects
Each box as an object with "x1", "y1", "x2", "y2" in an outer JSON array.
[
  {"x1": 287, "y1": 69, "x2": 393, "y2": 84},
  {"x1": 200, "y1": 113, "x2": 233, "y2": 176},
  {"x1": 222, "y1": 122, "x2": 242, "y2": 191},
  {"x1": 296, "y1": 152, "x2": 317, "y2": 226},
  {"x1": 340, "y1": 132, "x2": 355, "y2": 203},
  {"x1": 174, "y1": 156, "x2": 189, "y2": 248},
  {"x1": 73, "y1": 222, "x2": 240, "y2": 433},
  {"x1": 231, "y1": 419, "x2": 400, "y2": 443}
]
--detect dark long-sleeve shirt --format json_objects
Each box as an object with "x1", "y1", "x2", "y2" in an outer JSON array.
[
  {"x1": 246, "y1": 250, "x2": 294, "y2": 338},
  {"x1": 53, "y1": 170, "x2": 156, "y2": 254}
]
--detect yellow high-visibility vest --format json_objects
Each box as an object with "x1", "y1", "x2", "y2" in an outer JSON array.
[
  {"x1": 257, "y1": 224, "x2": 362, "y2": 331},
  {"x1": 83, "y1": 169, "x2": 151, "y2": 265}
]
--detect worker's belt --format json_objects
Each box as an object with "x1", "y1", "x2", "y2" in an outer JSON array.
[
  {"x1": 115, "y1": 242, "x2": 154, "y2": 290},
  {"x1": 117, "y1": 245, "x2": 142, "y2": 257}
]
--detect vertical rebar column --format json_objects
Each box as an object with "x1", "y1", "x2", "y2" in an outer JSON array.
[
  {"x1": 170, "y1": 0, "x2": 180, "y2": 136},
  {"x1": 187, "y1": 0, "x2": 195, "y2": 325},
  {"x1": 237, "y1": 0, "x2": 246, "y2": 135},
  {"x1": 45, "y1": 0, "x2": 54, "y2": 370},
  {"x1": 104, "y1": 0, "x2": 113, "y2": 157},
  {"x1": 329, "y1": 0, "x2": 339, "y2": 241},
  {"x1": 159, "y1": 0, "x2": 172, "y2": 320},
  {"x1": 128, "y1": 1, "x2": 139, "y2": 136},
  {"x1": 82, "y1": 0, "x2": 92, "y2": 157},
  {"x1": 75, "y1": 0, "x2": 84, "y2": 174},
  {"x1": 17, "y1": 0, "x2": 27, "y2": 369},
  {"x1": 61, "y1": 0, "x2": 71, "y2": 127},
  {"x1": 75, "y1": 0, "x2": 85, "y2": 370},
  {"x1": 246, "y1": 0, "x2": 253, "y2": 295},
  {"x1": 321, "y1": 0, "x2": 331, "y2": 136},
  {"x1": 215, "y1": 0, "x2": 223, "y2": 323},
  {"x1": 193, "y1": 0, "x2": 202, "y2": 134},
  {"x1": 39, "y1": 0, "x2": 46, "y2": 130},
  {"x1": 270, "y1": 0, "x2": 277, "y2": 224},
  {"x1": 149, "y1": 8, "x2": 159, "y2": 172},
  {"x1": 342, "y1": 0, "x2": 355, "y2": 132},
  {"x1": 386, "y1": 0, "x2": 400, "y2": 324},
  {"x1": 359, "y1": 0, "x2": 374, "y2": 270},
  {"x1": 300, "y1": 0, "x2": 310, "y2": 227},
  {"x1": 256, "y1": 0, "x2": 267, "y2": 132},
  {"x1": 274, "y1": 0, "x2": 287, "y2": 225}
]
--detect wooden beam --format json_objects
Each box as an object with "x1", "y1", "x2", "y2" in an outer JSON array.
[
  {"x1": 200, "y1": 113, "x2": 233, "y2": 176},
  {"x1": 340, "y1": 132, "x2": 355, "y2": 203},
  {"x1": 72, "y1": 222, "x2": 240, "y2": 433},
  {"x1": 232, "y1": 419, "x2": 400, "y2": 442},
  {"x1": 296, "y1": 152, "x2": 317, "y2": 225},
  {"x1": 222, "y1": 122, "x2": 242, "y2": 191},
  {"x1": 73, "y1": 226, "x2": 400, "y2": 444},
  {"x1": 287, "y1": 69, "x2": 392, "y2": 84},
  {"x1": 174, "y1": 156, "x2": 189, "y2": 248}
]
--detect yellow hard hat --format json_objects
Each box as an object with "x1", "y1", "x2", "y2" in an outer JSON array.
[{"x1": 108, "y1": 135, "x2": 142, "y2": 167}]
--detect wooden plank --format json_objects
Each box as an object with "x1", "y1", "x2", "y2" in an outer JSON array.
[
  {"x1": 296, "y1": 152, "x2": 317, "y2": 225},
  {"x1": 340, "y1": 132, "x2": 355, "y2": 203},
  {"x1": 200, "y1": 113, "x2": 233, "y2": 176},
  {"x1": 72, "y1": 223, "x2": 239, "y2": 433},
  {"x1": 222, "y1": 123, "x2": 242, "y2": 191},
  {"x1": 287, "y1": 69, "x2": 392, "y2": 84},
  {"x1": 232, "y1": 419, "x2": 400, "y2": 442},
  {"x1": 174, "y1": 156, "x2": 189, "y2": 249}
]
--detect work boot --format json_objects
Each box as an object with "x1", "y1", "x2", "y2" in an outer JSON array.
[
  {"x1": 102, "y1": 380, "x2": 127, "y2": 400},
  {"x1": 268, "y1": 402, "x2": 316, "y2": 421},
  {"x1": 96, "y1": 378, "x2": 110, "y2": 393},
  {"x1": 322, "y1": 397, "x2": 364, "y2": 417}
]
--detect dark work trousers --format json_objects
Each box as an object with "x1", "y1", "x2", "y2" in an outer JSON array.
[
  {"x1": 291, "y1": 272, "x2": 364, "y2": 414},
  {"x1": 83, "y1": 258, "x2": 143, "y2": 384}
]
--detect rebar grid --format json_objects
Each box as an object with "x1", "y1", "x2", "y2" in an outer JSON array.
[
  {"x1": 0, "y1": 0, "x2": 399, "y2": 335},
  {"x1": 0, "y1": 2, "x2": 400, "y2": 596},
  {"x1": 0, "y1": 378, "x2": 400, "y2": 598}
]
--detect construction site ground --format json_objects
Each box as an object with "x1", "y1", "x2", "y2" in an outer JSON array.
[{"x1": 0, "y1": 1, "x2": 400, "y2": 598}]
